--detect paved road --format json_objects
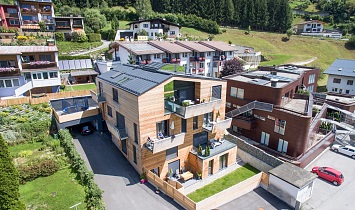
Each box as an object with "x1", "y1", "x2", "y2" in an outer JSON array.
[
  {"x1": 218, "y1": 187, "x2": 290, "y2": 210},
  {"x1": 70, "y1": 40, "x2": 111, "y2": 56},
  {"x1": 72, "y1": 131, "x2": 183, "y2": 210},
  {"x1": 303, "y1": 148, "x2": 355, "y2": 210}
]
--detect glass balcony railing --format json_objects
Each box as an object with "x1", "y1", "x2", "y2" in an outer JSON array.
[{"x1": 146, "y1": 133, "x2": 185, "y2": 154}]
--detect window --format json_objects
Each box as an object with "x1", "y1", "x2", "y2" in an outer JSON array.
[
  {"x1": 43, "y1": 72, "x2": 48, "y2": 79},
  {"x1": 151, "y1": 32, "x2": 153, "y2": 36},
  {"x1": 49, "y1": 72, "x2": 57, "y2": 78},
  {"x1": 143, "y1": 23, "x2": 149, "y2": 28},
  {"x1": 226, "y1": 102, "x2": 231, "y2": 108},
  {"x1": 7, "y1": 8, "x2": 17, "y2": 13},
  {"x1": 170, "y1": 31, "x2": 176, "y2": 35},
  {"x1": 260, "y1": 132, "x2": 270, "y2": 146},
  {"x1": 274, "y1": 119, "x2": 286, "y2": 135},
  {"x1": 133, "y1": 145, "x2": 137, "y2": 164},
  {"x1": 0, "y1": 80, "x2": 4, "y2": 88},
  {"x1": 0, "y1": 79, "x2": 20, "y2": 88},
  {"x1": 32, "y1": 73, "x2": 42, "y2": 80},
  {"x1": 122, "y1": 139, "x2": 127, "y2": 154},
  {"x1": 346, "y1": 90, "x2": 350, "y2": 94},
  {"x1": 21, "y1": 55, "x2": 35, "y2": 63},
  {"x1": 207, "y1": 52, "x2": 211, "y2": 56},
  {"x1": 212, "y1": 85, "x2": 222, "y2": 99},
  {"x1": 229, "y1": 51, "x2": 233, "y2": 55},
  {"x1": 193, "y1": 116, "x2": 198, "y2": 130},
  {"x1": 12, "y1": 79, "x2": 19, "y2": 87},
  {"x1": 39, "y1": 55, "x2": 51, "y2": 61},
  {"x1": 0, "y1": 60, "x2": 15, "y2": 67},
  {"x1": 73, "y1": 20, "x2": 81, "y2": 25},
  {"x1": 154, "y1": 54, "x2": 161, "y2": 59},
  {"x1": 277, "y1": 139, "x2": 288, "y2": 153},
  {"x1": 347, "y1": 80, "x2": 353, "y2": 85},
  {"x1": 333, "y1": 78, "x2": 341, "y2": 84},
  {"x1": 199, "y1": 62, "x2": 204, "y2": 68},
  {"x1": 98, "y1": 82, "x2": 103, "y2": 95},
  {"x1": 183, "y1": 53, "x2": 188, "y2": 58},
  {"x1": 166, "y1": 146, "x2": 178, "y2": 160},
  {"x1": 308, "y1": 74, "x2": 316, "y2": 84},
  {"x1": 308, "y1": 85, "x2": 314, "y2": 92},
  {"x1": 181, "y1": 118, "x2": 186, "y2": 132},
  {"x1": 134, "y1": 25, "x2": 138, "y2": 28},
  {"x1": 207, "y1": 62, "x2": 210, "y2": 67},
  {"x1": 332, "y1": 87, "x2": 338, "y2": 92},
  {"x1": 113, "y1": 88, "x2": 118, "y2": 102},
  {"x1": 107, "y1": 105, "x2": 112, "y2": 117},
  {"x1": 5, "y1": 80, "x2": 12, "y2": 87},
  {"x1": 9, "y1": 20, "x2": 19, "y2": 25},
  {"x1": 230, "y1": 87, "x2": 237, "y2": 97},
  {"x1": 134, "y1": 123, "x2": 138, "y2": 143},
  {"x1": 230, "y1": 87, "x2": 244, "y2": 99}
]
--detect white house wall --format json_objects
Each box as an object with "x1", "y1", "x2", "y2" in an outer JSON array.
[
  {"x1": 326, "y1": 75, "x2": 355, "y2": 95},
  {"x1": 118, "y1": 47, "x2": 131, "y2": 65},
  {"x1": 268, "y1": 174, "x2": 299, "y2": 208}
]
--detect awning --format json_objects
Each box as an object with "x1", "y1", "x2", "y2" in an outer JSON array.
[{"x1": 70, "y1": 70, "x2": 99, "y2": 77}]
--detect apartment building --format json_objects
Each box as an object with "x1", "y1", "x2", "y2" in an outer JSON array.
[
  {"x1": 95, "y1": 63, "x2": 234, "y2": 180},
  {"x1": 0, "y1": 4, "x2": 20, "y2": 29},
  {"x1": 324, "y1": 59, "x2": 355, "y2": 95},
  {"x1": 225, "y1": 65, "x2": 320, "y2": 158},
  {"x1": 0, "y1": 45, "x2": 60, "y2": 98},
  {"x1": 54, "y1": 15, "x2": 84, "y2": 34},
  {"x1": 295, "y1": 20, "x2": 324, "y2": 34},
  {"x1": 148, "y1": 41, "x2": 192, "y2": 67},
  {"x1": 117, "y1": 42, "x2": 164, "y2": 65},
  {"x1": 16, "y1": 0, "x2": 55, "y2": 31}
]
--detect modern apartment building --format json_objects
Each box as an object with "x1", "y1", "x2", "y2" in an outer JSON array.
[
  {"x1": 54, "y1": 15, "x2": 84, "y2": 34},
  {"x1": 0, "y1": 45, "x2": 60, "y2": 98},
  {"x1": 16, "y1": 0, "x2": 55, "y2": 31},
  {"x1": 324, "y1": 59, "x2": 355, "y2": 95},
  {"x1": 95, "y1": 63, "x2": 234, "y2": 180},
  {"x1": 225, "y1": 65, "x2": 320, "y2": 158},
  {"x1": 0, "y1": 4, "x2": 20, "y2": 29}
]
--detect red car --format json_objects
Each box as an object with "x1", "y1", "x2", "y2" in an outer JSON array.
[{"x1": 311, "y1": 166, "x2": 344, "y2": 186}]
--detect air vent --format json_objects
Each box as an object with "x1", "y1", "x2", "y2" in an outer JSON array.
[{"x1": 338, "y1": 68, "x2": 342, "y2": 71}]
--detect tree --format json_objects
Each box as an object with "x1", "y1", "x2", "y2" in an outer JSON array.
[
  {"x1": 111, "y1": 16, "x2": 119, "y2": 32},
  {"x1": 39, "y1": 21, "x2": 46, "y2": 32},
  {"x1": 0, "y1": 134, "x2": 25, "y2": 210},
  {"x1": 128, "y1": 52, "x2": 135, "y2": 64},
  {"x1": 286, "y1": 29, "x2": 293, "y2": 40},
  {"x1": 220, "y1": 58, "x2": 245, "y2": 77},
  {"x1": 83, "y1": 9, "x2": 107, "y2": 33},
  {"x1": 135, "y1": 0, "x2": 153, "y2": 19},
  {"x1": 347, "y1": 36, "x2": 355, "y2": 48}
]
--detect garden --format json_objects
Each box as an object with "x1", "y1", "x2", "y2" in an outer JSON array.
[{"x1": 0, "y1": 103, "x2": 104, "y2": 209}]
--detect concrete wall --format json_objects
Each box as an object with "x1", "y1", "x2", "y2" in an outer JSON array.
[
  {"x1": 237, "y1": 149, "x2": 274, "y2": 172},
  {"x1": 268, "y1": 174, "x2": 298, "y2": 208}
]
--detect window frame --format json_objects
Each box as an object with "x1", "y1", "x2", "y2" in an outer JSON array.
[
  {"x1": 107, "y1": 105, "x2": 112, "y2": 117},
  {"x1": 347, "y1": 80, "x2": 353, "y2": 85},
  {"x1": 112, "y1": 88, "x2": 118, "y2": 102},
  {"x1": 333, "y1": 78, "x2": 341, "y2": 84},
  {"x1": 193, "y1": 116, "x2": 198, "y2": 130},
  {"x1": 134, "y1": 123, "x2": 138, "y2": 144}
]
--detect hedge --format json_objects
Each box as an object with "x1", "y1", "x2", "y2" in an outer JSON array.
[
  {"x1": 87, "y1": 33, "x2": 102, "y2": 42},
  {"x1": 58, "y1": 129, "x2": 105, "y2": 209},
  {"x1": 17, "y1": 159, "x2": 60, "y2": 184},
  {"x1": 58, "y1": 55, "x2": 91, "y2": 60},
  {"x1": 55, "y1": 32, "x2": 65, "y2": 41}
]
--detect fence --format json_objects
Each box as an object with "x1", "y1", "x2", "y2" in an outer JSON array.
[{"x1": 0, "y1": 90, "x2": 93, "y2": 107}]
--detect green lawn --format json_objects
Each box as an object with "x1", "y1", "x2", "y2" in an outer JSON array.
[
  {"x1": 119, "y1": 20, "x2": 130, "y2": 30},
  {"x1": 57, "y1": 41, "x2": 103, "y2": 55},
  {"x1": 160, "y1": 64, "x2": 186, "y2": 72},
  {"x1": 9, "y1": 142, "x2": 43, "y2": 157},
  {"x1": 20, "y1": 169, "x2": 86, "y2": 210},
  {"x1": 187, "y1": 164, "x2": 260, "y2": 202},
  {"x1": 164, "y1": 81, "x2": 174, "y2": 92},
  {"x1": 64, "y1": 83, "x2": 97, "y2": 91}
]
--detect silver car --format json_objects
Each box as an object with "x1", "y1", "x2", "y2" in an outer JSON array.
[{"x1": 331, "y1": 144, "x2": 355, "y2": 159}]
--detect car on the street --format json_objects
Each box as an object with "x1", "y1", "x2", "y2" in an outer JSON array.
[
  {"x1": 311, "y1": 166, "x2": 344, "y2": 186},
  {"x1": 331, "y1": 144, "x2": 355, "y2": 159},
  {"x1": 81, "y1": 124, "x2": 94, "y2": 135}
]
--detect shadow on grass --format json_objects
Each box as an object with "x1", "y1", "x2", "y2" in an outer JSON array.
[{"x1": 345, "y1": 42, "x2": 355, "y2": 50}]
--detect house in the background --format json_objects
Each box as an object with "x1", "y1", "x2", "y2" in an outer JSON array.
[
  {"x1": 54, "y1": 15, "x2": 84, "y2": 35},
  {"x1": 0, "y1": 45, "x2": 60, "y2": 98},
  {"x1": 295, "y1": 20, "x2": 324, "y2": 34},
  {"x1": 324, "y1": 59, "x2": 355, "y2": 95},
  {"x1": 148, "y1": 41, "x2": 192, "y2": 67},
  {"x1": 117, "y1": 41, "x2": 164, "y2": 65},
  {"x1": 234, "y1": 45, "x2": 261, "y2": 69},
  {"x1": 16, "y1": 0, "x2": 55, "y2": 31},
  {"x1": 58, "y1": 59, "x2": 97, "y2": 84},
  {"x1": 0, "y1": 4, "x2": 20, "y2": 29}
]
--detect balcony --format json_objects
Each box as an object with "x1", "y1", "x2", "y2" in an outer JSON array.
[
  {"x1": 0, "y1": 67, "x2": 21, "y2": 77},
  {"x1": 189, "y1": 57, "x2": 205, "y2": 62},
  {"x1": 232, "y1": 116, "x2": 256, "y2": 130},
  {"x1": 106, "y1": 121, "x2": 128, "y2": 141},
  {"x1": 22, "y1": 20, "x2": 39, "y2": 25},
  {"x1": 90, "y1": 90, "x2": 106, "y2": 104},
  {"x1": 165, "y1": 97, "x2": 222, "y2": 119},
  {"x1": 191, "y1": 68, "x2": 205, "y2": 75},
  {"x1": 5, "y1": 13, "x2": 18, "y2": 18},
  {"x1": 202, "y1": 118, "x2": 232, "y2": 133},
  {"x1": 22, "y1": 61, "x2": 57, "y2": 69},
  {"x1": 213, "y1": 55, "x2": 226, "y2": 61},
  {"x1": 43, "y1": 19, "x2": 54, "y2": 24},
  {"x1": 55, "y1": 25, "x2": 71, "y2": 29},
  {"x1": 146, "y1": 133, "x2": 185, "y2": 154},
  {"x1": 72, "y1": 24, "x2": 83, "y2": 28},
  {"x1": 21, "y1": 8, "x2": 39, "y2": 13},
  {"x1": 162, "y1": 58, "x2": 181, "y2": 64}
]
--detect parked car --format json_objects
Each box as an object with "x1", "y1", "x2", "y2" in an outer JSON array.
[
  {"x1": 311, "y1": 166, "x2": 344, "y2": 186},
  {"x1": 331, "y1": 144, "x2": 355, "y2": 159},
  {"x1": 81, "y1": 124, "x2": 94, "y2": 135}
]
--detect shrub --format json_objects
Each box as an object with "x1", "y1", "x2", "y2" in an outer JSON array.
[
  {"x1": 41, "y1": 102, "x2": 49, "y2": 108},
  {"x1": 17, "y1": 36, "x2": 27, "y2": 41},
  {"x1": 16, "y1": 117, "x2": 27, "y2": 123},
  {"x1": 50, "y1": 139, "x2": 60, "y2": 151},
  {"x1": 60, "y1": 84, "x2": 65, "y2": 90},
  {"x1": 347, "y1": 36, "x2": 355, "y2": 48},
  {"x1": 72, "y1": 31, "x2": 88, "y2": 42},
  {"x1": 18, "y1": 159, "x2": 60, "y2": 184},
  {"x1": 64, "y1": 32, "x2": 72, "y2": 41},
  {"x1": 55, "y1": 32, "x2": 65, "y2": 41},
  {"x1": 18, "y1": 150, "x2": 33, "y2": 157},
  {"x1": 87, "y1": 33, "x2": 102, "y2": 42}
]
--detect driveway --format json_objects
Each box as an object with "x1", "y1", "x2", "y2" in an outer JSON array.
[
  {"x1": 72, "y1": 131, "x2": 183, "y2": 210},
  {"x1": 70, "y1": 40, "x2": 111, "y2": 56},
  {"x1": 303, "y1": 148, "x2": 355, "y2": 210}
]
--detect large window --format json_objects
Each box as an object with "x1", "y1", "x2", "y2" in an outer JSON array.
[
  {"x1": 133, "y1": 145, "x2": 137, "y2": 164},
  {"x1": 230, "y1": 87, "x2": 244, "y2": 99},
  {"x1": 112, "y1": 88, "x2": 118, "y2": 102},
  {"x1": 43, "y1": 72, "x2": 48, "y2": 79},
  {"x1": 0, "y1": 79, "x2": 20, "y2": 88},
  {"x1": 274, "y1": 119, "x2": 286, "y2": 135},
  {"x1": 39, "y1": 55, "x2": 52, "y2": 61},
  {"x1": 7, "y1": 8, "x2": 17, "y2": 13},
  {"x1": 193, "y1": 116, "x2": 198, "y2": 130},
  {"x1": 143, "y1": 23, "x2": 148, "y2": 28},
  {"x1": 260, "y1": 132, "x2": 270, "y2": 146},
  {"x1": 203, "y1": 112, "x2": 213, "y2": 126},
  {"x1": 0, "y1": 60, "x2": 16, "y2": 67},
  {"x1": 166, "y1": 146, "x2": 178, "y2": 161},
  {"x1": 212, "y1": 85, "x2": 222, "y2": 99},
  {"x1": 32, "y1": 72, "x2": 42, "y2": 80},
  {"x1": 347, "y1": 80, "x2": 353, "y2": 85},
  {"x1": 134, "y1": 123, "x2": 138, "y2": 143},
  {"x1": 107, "y1": 105, "x2": 112, "y2": 117},
  {"x1": 181, "y1": 118, "x2": 186, "y2": 133},
  {"x1": 21, "y1": 55, "x2": 35, "y2": 63},
  {"x1": 49, "y1": 72, "x2": 57, "y2": 78},
  {"x1": 277, "y1": 139, "x2": 288, "y2": 153},
  {"x1": 333, "y1": 78, "x2": 341, "y2": 84},
  {"x1": 308, "y1": 74, "x2": 316, "y2": 84},
  {"x1": 9, "y1": 20, "x2": 19, "y2": 25}
]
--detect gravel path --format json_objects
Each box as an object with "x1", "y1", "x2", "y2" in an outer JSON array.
[
  {"x1": 290, "y1": 57, "x2": 317, "y2": 65},
  {"x1": 70, "y1": 40, "x2": 111, "y2": 56}
]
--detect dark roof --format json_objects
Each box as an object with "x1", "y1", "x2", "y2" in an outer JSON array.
[
  {"x1": 324, "y1": 59, "x2": 355, "y2": 77},
  {"x1": 71, "y1": 70, "x2": 98, "y2": 77},
  {"x1": 269, "y1": 162, "x2": 317, "y2": 189},
  {"x1": 127, "y1": 18, "x2": 181, "y2": 28},
  {"x1": 199, "y1": 41, "x2": 237, "y2": 52},
  {"x1": 175, "y1": 41, "x2": 215, "y2": 52},
  {"x1": 148, "y1": 41, "x2": 191, "y2": 54},
  {"x1": 97, "y1": 64, "x2": 172, "y2": 96}
]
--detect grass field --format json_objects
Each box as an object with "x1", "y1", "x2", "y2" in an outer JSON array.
[
  {"x1": 20, "y1": 169, "x2": 86, "y2": 210},
  {"x1": 57, "y1": 41, "x2": 103, "y2": 55},
  {"x1": 64, "y1": 83, "x2": 96, "y2": 91},
  {"x1": 9, "y1": 142, "x2": 42, "y2": 157},
  {"x1": 160, "y1": 64, "x2": 185, "y2": 72},
  {"x1": 187, "y1": 164, "x2": 260, "y2": 202}
]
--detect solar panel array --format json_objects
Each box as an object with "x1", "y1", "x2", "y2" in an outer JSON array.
[
  {"x1": 262, "y1": 74, "x2": 294, "y2": 82},
  {"x1": 58, "y1": 59, "x2": 93, "y2": 70}
]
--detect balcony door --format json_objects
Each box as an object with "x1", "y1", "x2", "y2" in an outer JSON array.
[
  {"x1": 157, "y1": 120, "x2": 169, "y2": 138},
  {"x1": 203, "y1": 112, "x2": 213, "y2": 126},
  {"x1": 193, "y1": 131, "x2": 208, "y2": 148},
  {"x1": 116, "y1": 112, "x2": 125, "y2": 129},
  {"x1": 219, "y1": 154, "x2": 228, "y2": 170}
]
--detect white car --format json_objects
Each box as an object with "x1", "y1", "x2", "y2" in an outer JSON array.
[{"x1": 331, "y1": 144, "x2": 355, "y2": 159}]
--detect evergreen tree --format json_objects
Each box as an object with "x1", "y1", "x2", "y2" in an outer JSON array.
[
  {"x1": 0, "y1": 134, "x2": 25, "y2": 210},
  {"x1": 215, "y1": 0, "x2": 225, "y2": 24},
  {"x1": 259, "y1": 0, "x2": 269, "y2": 31},
  {"x1": 135, "y1": 0, "x2": 153, "y2": 19},
  {"x1": 111, "y1": 16, "x2": 119, "y2": 32},
  {"x1": 205, "y1": 0, "x2": 216, "y2": 21},
  {"x1": 223, "y1": 0, "x2": 235, "y2": 26}
]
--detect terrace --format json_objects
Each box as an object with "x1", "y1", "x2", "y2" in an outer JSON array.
[
  {"x1": 145, "y1": 133, "x2": 185, "y2": 154},
  {"x1": 22, "y1": 61, "x2": 57, "y2": 69}
]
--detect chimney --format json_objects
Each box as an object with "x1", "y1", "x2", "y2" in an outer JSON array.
[{"x1": 271, "y1": 79, "x2": 278, "y2": 87}]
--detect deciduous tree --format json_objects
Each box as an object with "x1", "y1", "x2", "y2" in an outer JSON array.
[{"x1": 220, "y1": 58, "x2": 245, "y2": 77}]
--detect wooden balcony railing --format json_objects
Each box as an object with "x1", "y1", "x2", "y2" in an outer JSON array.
[{"x1": 22, "y1": 62, "x2": 56, "y2": 69}]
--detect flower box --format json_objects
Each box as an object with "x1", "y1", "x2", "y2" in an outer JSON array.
[
  {"x1": 198, "y1": 57, "x2": 203, "y2": 61},
  {"x1": 30, "y1": 61, "x2": 51, "y2": 66},
  {"x1": 147, "y1": 60, "x2": 152, "y2": 64},
  {"x1": 176, "y1": 58, "x2": 181, "y2": 62},
  {"x1": 198, "y1": 68, "x2": 204, "y2": 72},
  {"x1": 190, "y1": 57, "x2": 195, "y2": 61},
  {"x1": 0, "y1": 67, "x2": 17, "y2": 72},
  {"x1": 22, "y1": 8, "x2": 29, "y2": 12},
  {"x1": 171, "y1": 58, "x2": 177, "y2": 62},
  {"x1": 162, "y1": 58, "x2": 168, "y2": 63},
  {"x1": 141, "y1": 60, "x2": 146, "y2": 65}
]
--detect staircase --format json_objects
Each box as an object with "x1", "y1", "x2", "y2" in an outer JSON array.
[
  {"x1": 15, "y1": 81, "x2": 33, "y2": 97},
  {"x1": 226, "y1": 100, "x2": 273, "y2": 119}
]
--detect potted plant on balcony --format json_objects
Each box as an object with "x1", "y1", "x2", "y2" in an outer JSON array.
[
  {"x1": 205, "y1": 145, "x2": 210, "y2": 157},
  {"x1": 169, "y1": 168, "x2": 173, "y2": 179},
  {"x1": 162, "y1": 58, "x2": 168, "y2": 63},
  {"x1": 197, "y1": 172, "x2": 202, "y2": 180},
  {"x1": 176, "y1": 58, "x2": 181, "y2": 62},
  {"x1": 198, "y1": 57, "x2": 202, "y2": 61},
  {"x1": 182, "y1": 101, "x2": 190, "y2": 107},
  {"x1": 22, "y1": 8, "x2": 29, "y2": 12},
  {"x1": 171, "y1": 58, "x2": 177, "y2": 63},
  {"x1": 140, "y1": 172, "x2": 147, "y2": 184},
  {"x1": 216, "y1": 110, "x2": 221, "y2": 122},
  {"x1": 198, "y1": 144, "x2": 203, "y2": 155}
]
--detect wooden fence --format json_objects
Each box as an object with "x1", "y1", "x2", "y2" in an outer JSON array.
[
  {"x1": 144, "y1": 168, "x2": 196, "y2": 210},
  {"x1": 0, "y1": 90, "x2": 93, "y2": 107}
]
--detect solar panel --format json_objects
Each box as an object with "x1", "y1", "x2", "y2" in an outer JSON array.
[
  {"x1": 85, "y1": 59, "x2": 92, "y2": 69},
  {"x1": 63, "y1": 60, "x2": 70, "y2": 70},
  {"x1": 68, "y1": 60, "x2": 76, "y2": 69},
  {"x1": 74, "y1": 60, "x2": 81, "y2": 69},
  {"x1": 58, "y1": 61, "x2": 65, "y2": 70}
]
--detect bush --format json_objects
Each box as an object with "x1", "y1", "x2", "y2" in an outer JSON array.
[
  {"x1": 55, "y1": 32, "x2": 65, "y2": 41},
  {"x1": 72, "y1": 31, "x2": 88, "y2": 42},
  {"x1": 17, "y1": 36, "x2": 27, "y2": 41},
  {"x1": 18, "y1": 150, "x2": 33, "y2": 158},
  {"x1": 64, "y1": 33, "x2": 72, "y2": 41},
  {"x1": 18, "y1": 159, "x2": 60, "y2": 184},
  {"x1": 87, "y1": 33, "x2": 102, "y2": 42},
  {"x1": 347, "y1": 36, "x2": 355, "y2": 48}
]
